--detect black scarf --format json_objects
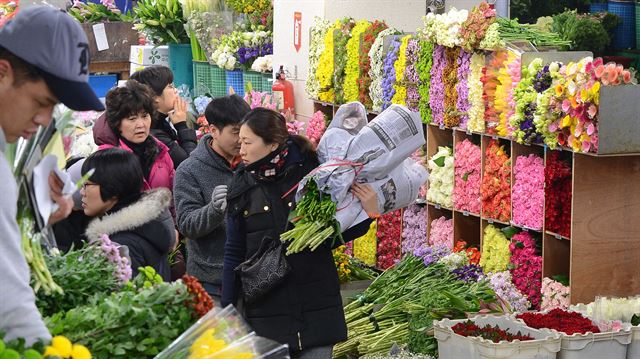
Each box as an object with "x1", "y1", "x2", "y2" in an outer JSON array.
[
  {"x1": 121, "y1": 136, "x2": 159, "y2": 180},
  {"x1": 245, "y1": 144, "x2": 289, "y2": 182}
]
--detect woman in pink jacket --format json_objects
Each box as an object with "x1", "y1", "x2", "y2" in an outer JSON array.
[{"x1": 97, "y1": 80, "x2": 175, "y2": 191}]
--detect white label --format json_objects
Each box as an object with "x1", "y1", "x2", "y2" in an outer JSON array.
[
  {"x1": 92, "y1": 23, "x2": 109, "y2": 51},
  {"x1": 273, "y1": 90, "x2": 285, "y2": 110}
]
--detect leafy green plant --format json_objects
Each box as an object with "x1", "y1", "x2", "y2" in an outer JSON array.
[
  {"x1": 552, "y1": 10, "x2": 620, "y2": 53},
  {"x1": 134, "y1": 0, "x2": 190, "y2": 44},
  {"x1": 68, "y1": 2, "x2": 133, "y2": 23}
]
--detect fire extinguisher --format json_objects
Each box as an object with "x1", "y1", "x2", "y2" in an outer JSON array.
[{"x1": 272, "y1": 65, "x2": 295, "y2": 113}]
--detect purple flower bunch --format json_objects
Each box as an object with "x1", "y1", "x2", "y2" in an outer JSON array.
[
  {"x1": 519, "y1": 102, "x2": 541, "y2": 144},
  {"x1": 98, "y1": 234, "x2": 132, "y2": 285},
  {"x1": 405, "y1": 39, "x2": 421, "y2": 112},
  {"x1": 238, "y1": 43, "x2": 273, "y2": 65},
  {"x1": 456, "y1": 50, "x2": 472, "y2": 129},
  {"x1": 402, "y1": 204, "x2": 428, "y2": 255},
  {"x1": 429, "y1": 45, "x2": 447, "y2": 125},
  {"x1": 414, "y1": 243, "x2": 451, "y2": 267},
  {"x1": 533, "y1": 65, "x2": 552, "y2": 93},
  {"x1": 487, "y1": 271, "x2": 531, "y2": 312},
  {"x1": 382, "y1": 38, "x2": 400, "y2": 110},
  {"x1": 453, "y1": 264, "x2": 483, "y2": 283}
]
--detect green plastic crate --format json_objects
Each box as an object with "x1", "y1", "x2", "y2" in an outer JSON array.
[
  {"x1": 243, "y1": 71, "x2": 264, "y2": 92},
  {"x1": 192, "y1": 62, "x2": 227, "y2": 98},
  {"x1": 261, "y1": 72, "x2": 273, "y2": 94},
  {"x1": 209, "y1": 65, "x2": 227, "y2": 98}
]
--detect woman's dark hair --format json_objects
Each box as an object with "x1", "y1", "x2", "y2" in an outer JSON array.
[
  {"x1": 205, "y1": 94, "x2": 251, "y2": 130},
  {"x1": 129, "y1": 66, "x2": 174, "y2": 97},
  {"x1": 241, "y1": 108, "x2": 313, "y2": 154},
  {"x1": 81, "y1": 148, "x2": 144, "y2": 202},
  {"x1": 105, "y1": 80, "x2": 156, "y2": 136}
]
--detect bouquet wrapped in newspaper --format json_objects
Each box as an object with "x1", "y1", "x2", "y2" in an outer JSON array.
[
  {"x1": 155, "y1": 304, "x2": 290, "y2": 358},
  {"x1": 281, "y1": 102, "x2": 428, "y2": 255}
]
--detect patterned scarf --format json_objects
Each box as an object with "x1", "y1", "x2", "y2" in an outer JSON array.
[{"x1": 247, "y1": 144, "x2": 289, "y2": 180}]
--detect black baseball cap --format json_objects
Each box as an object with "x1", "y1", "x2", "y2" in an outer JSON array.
[{"x1": 0, "y1": 6, "x2": 104, "y2": 111}]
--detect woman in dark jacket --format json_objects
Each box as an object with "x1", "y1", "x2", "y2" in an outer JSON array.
[
  {"x1": 221, "y1": 108, "x2": 378, "y2": 358},
  {"x1": 130, "y1": 66, "x2": 197, "y2": 168},
  {"x1": 81, "y1": 148, "x2": 175, "y2": 281}
]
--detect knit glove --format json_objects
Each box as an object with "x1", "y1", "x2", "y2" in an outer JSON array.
[{"x1": 211, "y1": 185, "x2": 228, "y2": 212}]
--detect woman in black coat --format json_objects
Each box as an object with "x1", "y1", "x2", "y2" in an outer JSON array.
[
  {"x1": 80, "y1": 148, "x2": 175, "y2": 281},
  {"x1": 221, "y1": 108, "x2": 378, "y2": 358}
]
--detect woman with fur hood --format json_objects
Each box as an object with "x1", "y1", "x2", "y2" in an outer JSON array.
[{"x1": 81, "y1": 149, "x2": 175, "y2": 280}]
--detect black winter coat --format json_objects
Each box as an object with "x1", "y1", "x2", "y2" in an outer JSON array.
[
  {"x1": 222, "y1": 139, "x2": 371, "y2": 353},
  {"x1": 151, "y1": 115, "x2": 197, "y2": 169},
  {"x1": 85, "y1": 188, "x2": 175, "y2": 281}
]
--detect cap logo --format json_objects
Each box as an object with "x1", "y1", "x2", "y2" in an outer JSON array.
[{"x1": 78, "y1": 42, "x2": 89, "y2": 76}]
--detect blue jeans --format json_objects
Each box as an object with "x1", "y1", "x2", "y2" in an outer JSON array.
[{"x1": 201, "y1": 282, "x2": 222, "y2": 307}]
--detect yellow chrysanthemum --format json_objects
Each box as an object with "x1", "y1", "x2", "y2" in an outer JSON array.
[
  {"x1": 343, "y1": 20, "x2": 371, "y2": 102},
  {"x1": 71, "y1": 344, "x2": 92, "y2": 359},
  {"x1": 51, "y1": 336, "x2": 73, "y2": 358},
  {"x1": 391, "y1": 35, "x2": 411, "y2": 105},
  {"x1": 317, "y1": 21, "x2": 342, "y2": 102},
  {"x1": 43, "y1": 346, "x2": 62, "y2": 358}
]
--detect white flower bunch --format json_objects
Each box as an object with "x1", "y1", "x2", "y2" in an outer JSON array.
[
  {"x1": 427, "y1": 146, "x2": 454, "y2": 208},
  {"x1": 420, "y1": 8, "x2": 468, "y2": 47},
  {"x1": 251, "y1": 55, "x2": 273, "y2": 73},
  {"x1": 306, "y1": 17, "x2": 332, "y2": 98}
]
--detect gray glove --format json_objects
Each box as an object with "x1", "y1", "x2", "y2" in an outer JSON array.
[{"x1": 211, "y1": 185, "x2": 228, "y2": 212}]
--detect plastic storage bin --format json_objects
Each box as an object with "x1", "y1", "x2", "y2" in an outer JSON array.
[
  {"x1": 609, "y1": 0, "x2": 636, "y2": 49},
  {"x1": 636, "y1": 3, "x2": 640, "y2": 50},
  {"x1": 627, "y1": 325, "x2": 639, "y2": 359},
  {"x1": 434, "y1": 315, "x2": 561, "y2": 359},
  {"x1": 261, "y1": 72, "x2": 273, "y2": 94},
  {"x1": 168, "y1": 44, "x2": 194, "y2": 89},
  {"x1": 88, "y1": 74, "x2": 118, "y2": 99},
  {"x1": 225, "y1": 69, "x2": 244, "y2": 97},
  {"x1": 590, "y1": 2, "x2": 608, "y2": 14}
]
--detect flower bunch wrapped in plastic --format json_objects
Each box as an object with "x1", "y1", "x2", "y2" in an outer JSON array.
[
  {"x1": 545, "y1": 151, "x2": 572, "y2": 237},
  {"x1": 391, "y1": 35, "x2": 411, "y2": 106},
  {"x1": 512, "y1": 154, "x2": 544, "y2": 229},
  {"x1": 479, "y1": 224, "x2": 510, "y2": 273},
  {"x1": 343, "y1": 20, "x2": 372, "y2": 103},
  {"x1": 404, "y1": 38, "x2": 421, "y2": 112},
  {"x1": 467, "y1": 53, "x2": 486, "y2": 132},
  {"x1": 416, "y1": 40, "x2": 434, "y2": 123},
  {"x1": 483, "y1": 51, "x2": 507, "y2": 133},
  {"x1": 402, "y1": 204, "x2": 428, "y2": 255},
  {"x1": 316, "y1": 19, "x2": 342, "y2": 102},
  {"x1": 429, "y1": 45, "x2": 447, "y2": 126},
  {"x1": 333, "y1": 19, "x2": 357, "y2": 104},
  {"x1": 494, "y1": 50, "x2": 521, "y2": 137},
  {"x1": 429, "y1": 216, "x2": 454, "y2": 249},
  {"x1": 427, "y1": 146, "x2": 454, "y2": 208},
  {"x1": 305, "y1": 111, "x2": 327, "y2": 148},
  {"x1": 460, "y1": 1, "x2": 498, "y2": 51},
  {"x1": 414, "y1": 243, "x2": 451, "y2": 267},
  {"x1": 456, "y1": 49, "x2": 472, "y2": 129},
  {"x1": 453, "y1": 139, "x2": 481, "y2": 214},
  {"x1": 420, "y1": 7, "x2": 468, "y2": 47},
  {"x1": 354, "y1": 221, "x2": 377, "y2": 267},
  {"x1": 481, "y1": 140, "x2": 511, "y2": 222},
  {"x1": 369, "y1": 28, "x2": 398, "y2": 112},
  {"x1": 443, "y1": 47, "x2": 460, "y2": 128},
  {"x1": 572, "y1": 296, "x2": 640, "y2": 323},
  {"x1": 381, "y1": 37, "x2": 401, "y2": 110},
  {"x1": 98, "y1": 234, "x2": 132, "y2": 285},
  {"x1": 541, "y1": 277, "x2": 571, "y2": 311},
  {"x1": 487, "y1": 271, "x2": 531, "y2": 313},
  {"x1": 377, "y1": 210, "x2": 402, "y2": 269},
  {"x1": 509, "y1": 232, "x2": 542, "y2": 309},
  {"x1": 358, "y1": 21, "x2": 388, "y2": 108},
  {"x1": 306, "y1": 17, "x2": 332, "y2": 99}
]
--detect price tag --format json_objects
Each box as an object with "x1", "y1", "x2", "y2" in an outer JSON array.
[
  {"x1": 488, "y1": 218, "x2": 494, "y2": 224},
  {"x1": 492, "y1": 135, "x2": 498, "y2": 140},
  {"x1": 466, "y1": 128, "x2": 472, "y2": 135},
  {"x1": 92, "y1": 23, "x2": 109, "y2": 51},
  {"x1": 463, "y1": 211, "x2": 469, "y2": 216},
  {"x1": 523, "y1": 228, "x2": 529, "y2": 232},
  {"x1": 435, "y1": 204, "x2": 441, "y2": 209},
  {"x1": 555, "y1": 234, "x2": 562, "y2": 240},
  {"x1": 439, "y1": 123, "x2": 445, "y2": 130},
  {"x1": 321, "y1": 102, "x2": 328, "y2": 107}
]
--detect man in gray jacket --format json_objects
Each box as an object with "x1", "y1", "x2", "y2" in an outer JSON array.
[
  {"x1": 174, "y1": 95, "x2": 250, "y2": 303},
  {"x1": 0, "y1": 7, "x2": 104, "y2": 344}
]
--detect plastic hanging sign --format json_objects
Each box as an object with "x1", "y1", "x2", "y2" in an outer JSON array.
[{"x1": 293, "y1": 12, "x2": 302, "y2": 52}]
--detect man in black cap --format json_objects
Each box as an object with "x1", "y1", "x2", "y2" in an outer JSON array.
[{"x1": 0, "y1": 5, "x2": 104, "y2": 344}]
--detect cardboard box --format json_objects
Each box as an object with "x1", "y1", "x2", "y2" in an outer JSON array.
[{"x1": 129, "y1": 45, "x2": 169, "y2": 66}]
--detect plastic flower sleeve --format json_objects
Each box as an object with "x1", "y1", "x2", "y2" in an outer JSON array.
[{"x1": 200, "y1": 332, "x2": 290, "y2": 359}]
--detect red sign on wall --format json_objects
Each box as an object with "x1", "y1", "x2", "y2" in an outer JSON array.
[{"x1": 293, "y1": 11, "x2": 302, "y2": 52}]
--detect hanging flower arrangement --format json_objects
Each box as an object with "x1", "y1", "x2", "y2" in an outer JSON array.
[
  {"x1": 427, "y1": 146, "x2": 454, "y2": 208},
  {"x1": 376, "y1": 211, "x2": 402, "y2": 269},
  {"x1": 306, "y1": 17, "x2": 332, "y2": 99},
  {"x1": 453, "y1": 139, "x2": 481, "y2": 214},
  {"x1": 443, "y1": 47, "x2": 461, "y2": 128},
  {"x1": 481, "y1": 140, "x2": 511, "y2": 222},
  {"x1": 358, "y1": 21, "x2": 388, "y2": 108},
  {"x1": 333, "y1": 18, "x2": 357, "y2": 104},
  {"x1": 428, "y1": 216, "x2": 454, "y2": 249},
  {"x1": 391, "y1": 35, "x2": 412, "y2": 106},
  {"x1": 381, "y1": 36, "x2": 401, "y2": 111},
  {"x1": 404, "y1": 38, "x2": 421, "y2": 112},
  {"x1": 456, "y1": 49, "x2": 472, "y2": 129},
  {"x1": 509, "y1": 232, "x2": 542, "y2": 309},
  {"x1": 417, "y1": 40, "x2": 434, "y2": 123},
  {"x1": 545, "y1": 151, "x2": 572, "y2": 238},
  {"x1": 429, "y1": 45, "x2": 447, "y2": 126},
  {"x1": 369, "y1": 28, "x2": 398, "y2": 113},
  {"x1": 343, "y1": 20, "x2": 372, "y2": 103},
  {"x1": 467, "y1": 52, "x2": 486, "y2": 132},
  {"x1": 512, "y1": 154, "x2": 544, "y2": 230},
  {"x1": 402, "y1": 204, "x2": 428, "y2": 255},
  {"x1": 479, "y1": 224, "x2": 511, "y2": 273}
]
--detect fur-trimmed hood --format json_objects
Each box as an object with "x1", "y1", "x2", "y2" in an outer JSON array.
[{"x1": 85, "y1": 188, "x2": 174, "y2": 253}]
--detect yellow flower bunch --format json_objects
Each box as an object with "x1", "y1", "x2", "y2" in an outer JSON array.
[
  {"x1": 353, "y1": 221, "x2": 377, "y2": 267},
  {"x1": 494, "y1": 51, "x2": 519, "y2": 137},
  {"x1": 317, "y1": 21, "x2": 341, "y2": 102},
  {"x1": 479, "y1": 225, "x2": 511, "y2": 273},
  {"x1": 189, "y1": 329, "x2": 253, "y2": 359},
  {"x1": 391, "y1": 35, "x2": 411, "y2": 105},
  {"x1": 467, "y1": 52, "x2": 486, "y2": 132},
  {"x1": 44, "y1": 336, "x2": 91, "y2": 359},
  {"x1": 333, "y1": 245, "x2": 352, "y2": 283},
  {"x1": 343, "y1": 20, "x2": 372, "y2": 103}
]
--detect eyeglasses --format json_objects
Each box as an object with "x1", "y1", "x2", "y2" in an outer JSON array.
[{"x1": 82, "y1": 183, "x2": 99, "y2": 190}]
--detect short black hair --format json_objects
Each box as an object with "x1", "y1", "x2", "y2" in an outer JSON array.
[
  {"x1": 204, "y1": 94, "x2": 251, "y2": 130},
  {"x1": 0, "y1": 46, "x2": 42, "y2": 86},
  {"x1": 129, "y1": 66, "x2": 174, "y2": 97},
  {"x1": 81, "y1": 148, "x2": 144, "y2": 202},
  {"x1": 105, "y1": 80, "x2": 156, "y2": 136}
]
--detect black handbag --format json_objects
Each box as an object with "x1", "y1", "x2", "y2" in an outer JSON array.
[{"x1": 235, "y1": 236, "x2": 291, "y2": 304}]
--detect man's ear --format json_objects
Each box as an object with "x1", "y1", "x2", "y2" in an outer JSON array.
[{"x1": 0, "y1": 59, "x2": 15, "y2": 87}]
